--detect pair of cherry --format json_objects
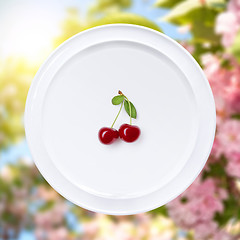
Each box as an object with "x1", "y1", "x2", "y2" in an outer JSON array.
[
  {"x1": 98, "y1": 90, "x2": 141, "y2": 145},
  {"x1": 99, "y1": 124, "x2": 140, "y2": 144}
]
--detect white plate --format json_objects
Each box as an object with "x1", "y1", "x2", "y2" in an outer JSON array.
[{"x1": 25, "y1": 24, "x2": 216, "y2": 215}]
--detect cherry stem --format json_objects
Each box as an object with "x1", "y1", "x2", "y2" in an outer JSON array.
[
  {"x1": 118, "y1": 90, "x2": 132, "y2": 125},
  {"x1": 111, "y1": 101, "x2": 123, "y2": 128}
]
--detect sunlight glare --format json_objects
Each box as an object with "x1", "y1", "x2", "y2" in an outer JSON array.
[{"x1": 1, "y1": 2, "x2": 61, "y2": 62}]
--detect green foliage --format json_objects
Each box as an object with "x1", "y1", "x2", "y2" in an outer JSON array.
[
  {"x1": 86, "y1": 12, "x2": 161, "y2": 32},
  {"x1": 160, "y1": 0, "x2": 225, "y2": 43},
  {"x1": 124, "y1": 100, "x2": 137, "y2": 119},
  {"x1": 87, "y1": 0, "x2": 161, "y2": 32},
  {"x1": 210, "y1": 1, "x2": 227, "y2": 10},
  {"x1": 54, "y1": 8, "x2": 83, "y2": 47},
  {"x1": 149, "y1": 205, "x2": 168, "y2": 216},
  {"x1": 202, "y1": 156, "x2": 227, "y2": 179},
  {"x1": 0, "y1": 59, "x2": 36, "y2": 150},
  {"x1": 215, "y1": 195, "x2": 240, "y2": 226},
  {"x1": 155, "y1": 0, "x2": 184, "y2": 8},
  {"x1": 202, "y1": 156, "x2": 240, "y2": 227},
  {"x1": 89, "y1": 0, "x2": 132, "y2": 14},
  {"x1": 39, "y1": 200, "x2": 55, "y2": 212},
  {"x1": 191, "y1": 9, "x2": 220, "y2": 43},
  {"x1": 231, "y1": 113, "x2": 240, "y2": 120},
  {"x1": 55, "y1": 11, "x2": 161, "y2": 48},
  {"x1": 71, "y1": 204, "x2": 97, "y2": 221},
  {"x1": 0, "y1": 178, "x2": 13, "y2": 201},
  {"x1": 2, "y1": 211, "x2": 19, "y2": 225},
  {"x1": 220, "y1": 58, "x2": 233, "y2": 70},
  {"x1": 192, "y1": 42, "x2": 223, "y2": 64},
  {"x1": 12, "y1": 177, "x2": 23, "y2": 188},
  {"x1": 180, "y1": 196, "x2": 188, "y2": 204},
  {"x1": 229, "y1": 30, "x2": 240, "y2": 63},
  {"x1": 33, "y1": 170, "x2": 48, "y2": 185}
]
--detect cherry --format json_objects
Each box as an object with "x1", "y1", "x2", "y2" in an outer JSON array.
[
  {"x1": 98, "y1": 127, "x2": 119, "y2": 145},
  {"x1": 119, "y1": 124, "x2": 141, "y2": 143},
  {"x1": 99, "y1": 90, "x2": 140, "y2": 145}
]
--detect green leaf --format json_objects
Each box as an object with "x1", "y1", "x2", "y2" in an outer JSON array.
[
  {"x1": 162, "y1": 0, "x2": 225, "y2": 23},
  {"x1": 39, "y1": 201, "x2": 55, "y2": 212},
  {"x1": 13, "y1": 178, "x2": 23, "y2": 187},
  {"x1": 0, "y1": 178, "x2": 13, "y2": 201},
  {"x1": 214, "y1": 195, "x2": 240, "y2": 226},
  {"x1": 161, "y1": 0, "x2": 225, "y2": 43},
  {"x1": 231, "y1": 113, "x2": 240, "y2": 120},
  {"x1": 192, "y1": 42, "x2": 223, "y2": 64},
  {"x1": 112, "y1": 95, "x2": 125, "y2": 105},
  {"x1": 180, "y1": 197, "x2": 188, "y2": 204},
  {"x1": 229, "y1": 30, "x2": 240, "y2": 63},
  {"x1": 89, "y1": 0, "x2": 132, "y2": 14},
  {"x1": 149, "y1": 205, "x2": 168, "y2": 216},
  {"x1": 202, "y1": 155, "x2": 227, "y2": 179},
  {"x1": 124, "y1": 101, "x2": 137, "y2": 119},
  {"x1": 86, "y1": 13, "x2": 162, "y2": 32},
  {"x1": 2, "y1": 211, "x2": 19, "y2": 224},
  {"x1": 210, "y1": 2, "x2": 226, "y2": 10},
  {"x1": 155, "y1": 0, "x2": 184, "y2": 8},
  {"x1": 220, "y1": 59, "x2": 233, "y2": 69},
  {"x1": 162, "y1": 0, "x2": 203, "y2": 24}
]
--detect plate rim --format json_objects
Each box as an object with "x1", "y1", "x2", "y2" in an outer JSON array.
[{"x1": 24, "y1": 23, "x2": 216, "y2": 215}]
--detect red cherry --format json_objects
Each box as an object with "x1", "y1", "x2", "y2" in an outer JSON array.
[
  {"x1": 119, "y1": 124, "x2": 141, "y2": 143},
  {"x1": 98, "y1": 127, "x2": 119, "y2": 145}
]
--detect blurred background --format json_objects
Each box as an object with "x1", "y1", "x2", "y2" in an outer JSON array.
[{"x1": 1, "y1": 0, "x2": 240, "y2": 239}]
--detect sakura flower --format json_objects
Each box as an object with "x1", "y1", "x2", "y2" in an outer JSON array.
[
  {"x1": 217, "y1": 119, "x2": 240, "y2": 156},
  {"x1": 48, "y1": 227, "x2": 68, "y2": 240},
  {"x1": 213, "y1": 231, "x2": 235, "y2": 240},
  {"x1": 216, "y1": 0, "x2": 240, "y2": 48},
  {"x1": 216, "y1": 12, "x2": 239, "y2": 47},
  {"x1": 167, "y1": 177, "x2": 226, "y2": 239},
  {"x1": 194, "y1": 221, "x2": 217, "y2": 239},
  {"x1": 226, "y1": 151, "x2": 240, "y2": 178}
]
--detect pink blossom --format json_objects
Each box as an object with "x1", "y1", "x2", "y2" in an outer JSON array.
[
  {"x1": 213, "y1": 231, "x2": 235, "y2": 240},
  {"x1": 35, "y1": 227, "x2": 69, "y2": 240},
  {"x1": 51, "y1": 203, "x2": 68, "y2": 224},
  {"x1": 225, "y1": 72, "x2": 240, "y2": 112},
  {"x1": 211, "y1": 138, "x2": 224, "y2": 159},
  {"x1": 226, "y1": 151, "x2": 240, "y2": 178},
  {"x1": 215, "y1": 0, "x2": 240, "y2": 48},
  {"x1": 216, "y1": 12, "x2": 239, "y2": 47},
  {"x1": 228, "y1": 0, "x2": 240, "y2": 21},
  {"x1": 35, "y1": 228, "x2": 45, "y2": 240},
  {"x1": 202, "y1": 54, "x2": 232, "y2": 118},
  {"x1": 180, "y1": 42, "x2": 194, "y2": 54},
  {"x1": 35, "y1": 202, "x2": 68, "y2": 228},
  {"x1": 178, "y1": 24, "x2": 191, "y2": 34},
  {"x1": 218, "y1": 188, "x2": 228, "y2": 200},
  {"x1": 48, "y1": 227, "x2": 68, "y2": 240},
  {"x1": 194, "y1": 221, "x2": 217, "y2": 239},
  {"x1": 37, "y1": 186, "x2": 59, "y2": 201},
  {"x1": 217, "y1": 119, "x2": 240, "y2": 156},
  {"x1": 167, "y1": 177, "x2": 226, "y2": 238},
  {"x1": 82, "y1": 221, "x2": 99, "y2": 236},
  {"x1": 35, "y1": 211, "x2": 53, "y2": 228},
  {"x1": 9, "y1": 200, "x2": 27, "y2": 216}
]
